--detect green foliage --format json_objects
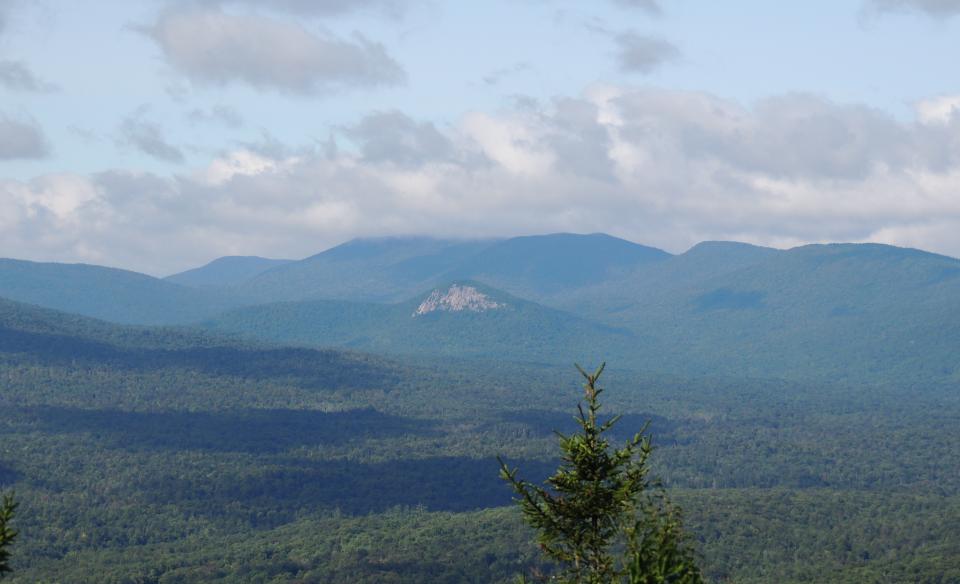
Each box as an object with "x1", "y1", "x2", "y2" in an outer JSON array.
[
  {"x1": 1, "y1": 297, "x2": 959, "y2": 582},
  {"x1": 579, "y1": 243, "x2": 960, "y2": 384},
  {"x1": 204, "y1": 241, "x2": 960, "y2": 386},
  {"x1": 8, "y1": 235, "x2": 960, "y2": 386},
  {"x1": 204, "y1": 281, "x2": 632, "y2": 366},
  {"x1": 626, "y1": 495, "x2": 701, "y2": 584},
  {"x1": 499, "y1": 364, "x2": 702, "y2": 583},
  {"x1": 0, "y1": 492, "x2": 16, "y2": 578}
]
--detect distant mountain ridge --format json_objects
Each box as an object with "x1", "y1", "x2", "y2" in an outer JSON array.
[
  {"x1": 165, "y1": 256, "x2": 293, "y2": 290},
  {"x1": 238, "y1": 236, "x2": 498, "y2": 303},
  {"x1": 2, "y1": 234, "x2": 959, "y2": 384},
  {"x1": 595, "y1": 242, "x2": 960, "y2": 382},
  {"x1": 440, "y1": 233, "x2": 670, "y2": 297},
  {"x1": 168, "y1": 233, "x2": 672, "y2": 304},
  {"x1": 0, "y1": 258, "x2": 243, "y2": 325}
]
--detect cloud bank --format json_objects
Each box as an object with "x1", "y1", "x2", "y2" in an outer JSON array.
[{"x1": 4, "y1": 87, "x2": 960, "y2": 274}]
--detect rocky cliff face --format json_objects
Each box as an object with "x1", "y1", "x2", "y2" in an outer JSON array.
[{"x1": 413, "y1": 284, "x2": 505, "y2": 317}]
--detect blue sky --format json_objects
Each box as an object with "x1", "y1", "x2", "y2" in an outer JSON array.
[{"x1": 2, "y1": 0, "x2": 960, "y2": 274}]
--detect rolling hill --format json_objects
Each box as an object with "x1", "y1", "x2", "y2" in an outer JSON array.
[
  {"x1": 0, "y1": 258, "x2": 243, "y2": 325},
  {"x1": 0, "y1": 296, "x2": 399, "y2": 391},
  {"x1": 3, "y1": 236, "x2": 959, "y2": 383},
  {"x1": 3, "y1": 241, "x2": 960, "y2": 583},
  {"x1": 546, "y1": 240, "x2": 782, "y2": 317},
  {"x1": 601, "y1": 243, "x2": 960, "y2": 382},
  {"x1": 203, "y1": 281, "x2": 637, "y2": 365}
]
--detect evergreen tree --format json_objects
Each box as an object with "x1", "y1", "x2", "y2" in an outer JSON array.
[
  {"x1": 499, "y1": 363, "x2": 702, "y2": 584},
  {"x1": 0, "y1": 492, "x2": 16, "y2": 579}
]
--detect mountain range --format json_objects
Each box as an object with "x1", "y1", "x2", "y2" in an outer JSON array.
[{"x1": 3, "y1": 232, "x2": 958, "y2": 383}]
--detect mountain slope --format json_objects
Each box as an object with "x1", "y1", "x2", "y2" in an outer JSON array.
[
  {"x1": 606, "y1": 243, "x2": 960, "y2": 382},
  {"x1": 204, "y1": 281, "x2": 637, "y2": 365},
  {"x1": 235, "y1": 233, "x2": 671, "y2": 306},
  {"x1": 445, "y1": 233, "x2": 671, "y2": 298},
  {"x1": 4, "y1": 236, "x2": 959, "y2": 384},
  {"x1": 551, "y1": 240, "x2": 781, "y2": 318},
  {"x1": 0, "y1": 296, "x2": 398, "y2": 391},
  {"x1": 165, "y1": 256, "x2": 293, "y2": 289},
  {"x1": 238, "y1": 237, "x2": 498, "y2": 303},
  {"x1": 0, "y1": 259, "x2": 241, "y2": 325}
]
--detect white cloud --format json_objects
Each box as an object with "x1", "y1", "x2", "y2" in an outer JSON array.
[
  {"x1": 916, "y1": 95, "x2": 960, "y2": 124},
  {"x1": 200, "y1": 149, "x2": 294, "y2": 185},
  {"x1": 143, "y1": 6, "x2": 405, "y2": 95},
  {"x1": 6, "y1": 87, "x2": 960, "y2": 274},
  {"x1": 461, "y1": 111, "x2": 554, "y2": 176}
]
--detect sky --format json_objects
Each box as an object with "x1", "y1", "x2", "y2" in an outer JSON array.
[{"x1": 2, "y1": 0, "x2": 960, "y2": 275}]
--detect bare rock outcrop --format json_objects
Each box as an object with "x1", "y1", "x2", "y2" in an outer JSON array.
[{"x1": 413, "y1": 284, "x2": 504, "y2": 317}]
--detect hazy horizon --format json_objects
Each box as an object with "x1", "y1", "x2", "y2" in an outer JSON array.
[{"x1": 4, "y1": 230, "x2": 960, "y2": 278}]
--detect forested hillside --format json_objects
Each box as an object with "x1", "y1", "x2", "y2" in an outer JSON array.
[
  {"x1": 595, "y1": 243, "x2": 960, "y2": 383},
  {"x1": 165, "y1": 256, "x2": 293, "y2": 290},
  {"x1": 202, "y1": 281, "x2": 636, "y2": 365},
  {"x1": 193, "y1": 240, "x2": 960, "y2": 384},
  {"x1": 0, "y1": 297, "x2": 958, "y2": 582},
  {"x1": 7, "y1": 236, "x2": 959, "y2": 388},
  {"x1": 0, "y1": 259, "x2": 242, "y2": 325},
  {"x1": 236, "y1": 237, "x2": 498, "y2": 303}
]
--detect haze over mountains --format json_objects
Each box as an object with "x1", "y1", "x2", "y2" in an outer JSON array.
[{"x1": 2, "y1": 232, "x2": 958, "y2": 383}]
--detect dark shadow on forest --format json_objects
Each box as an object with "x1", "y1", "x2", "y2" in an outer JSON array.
[
  {"x1": 143, "y1": 455, "x2": 556, "y2": 520},
  {"x1": 0, "y1": 326, "x2": 398, "y2": 391},
  {"x1": 8, "y1": 406, "x2": 435, "y2": 453},
  {"x1": 497, "y1": 409, "x2": 681, "y2": 445},
  {"x1": 0, "y1": 462, "x2": 18, "y2": 486}
]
